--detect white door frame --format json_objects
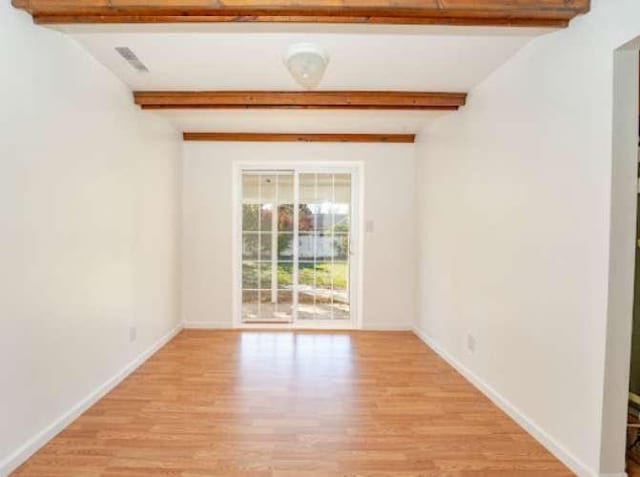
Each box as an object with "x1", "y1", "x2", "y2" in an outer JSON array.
[{"x1": 232, "y1": 161, "x2": 364, "y2": 330}]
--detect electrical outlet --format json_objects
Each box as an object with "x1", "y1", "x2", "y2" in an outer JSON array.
[
  {"x1": 129, "y1": 325, "x2": 137, "y2": 342},
  {"x1": 467, "y1": 333, "x2": 476, "y2": 354}
]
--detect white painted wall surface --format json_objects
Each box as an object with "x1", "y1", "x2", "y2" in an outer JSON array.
[
  {"x1": 181, "y1": 141, "x2": 416, "y2": 331},
  {"x1": 0, "y1": 5, "x2": 181, "y2": 473},
  {"x1": 415, "y1": 0, "x2": 640, "y2": 475}
]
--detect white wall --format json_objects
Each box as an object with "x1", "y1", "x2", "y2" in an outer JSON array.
[
  {"x1": 414, "y1": 1, "x2": 640, "y2": 475},
  {"x1": 0, "y1": 5, "x2": 182, "y2": 473},
  {"x1": 182, "y1": 141, "x2": 416, "y2": 330}
]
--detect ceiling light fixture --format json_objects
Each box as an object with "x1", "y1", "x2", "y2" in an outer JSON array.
[{"x1": 283, "y1": 43, "x2": 329, "y2": 90}]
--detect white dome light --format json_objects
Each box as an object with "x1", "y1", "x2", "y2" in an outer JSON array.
[{"x1": 284, "y1": 43, "x2": 329, "y2": 89}]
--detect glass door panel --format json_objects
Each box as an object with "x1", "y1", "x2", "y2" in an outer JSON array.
[
  {"x1": 241, "y1": 171, "x2": 294, "y2": 323},
  {"x1": 297, "y1": 172, "x2": 351, "y2": 322}
]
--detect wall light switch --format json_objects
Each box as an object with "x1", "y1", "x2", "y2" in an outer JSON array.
[{"x1": 366, "y1": 220, "x2": 375, "y2": 233}]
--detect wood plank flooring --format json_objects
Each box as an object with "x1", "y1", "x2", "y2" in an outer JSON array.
[{"x1": 12, "y1": 330, "x2": 573, "y2": 476}]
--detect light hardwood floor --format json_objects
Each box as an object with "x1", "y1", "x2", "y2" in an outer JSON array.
[{"x1": 13, "y1": 330, "x2": 573, "y2": 476}]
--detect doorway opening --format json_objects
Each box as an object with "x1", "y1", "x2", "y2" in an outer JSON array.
[
  {"x1": 602, "y1": 36, "x2": 640, "y2": 476},
  {"x1": 590, "y1": 30, "x2": 640, "y2": 475},
  {"x1": 233, "y1": 164, "x2": 362, "y2": 329},
  {"x1": 626, "y1": 52, "x2": 640, "y2": 476}
]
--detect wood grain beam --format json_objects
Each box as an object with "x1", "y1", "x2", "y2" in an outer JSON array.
[
  {"x1": 134, "y1": 91, "x2": 467, "y2": 111},
  {"x1": 12, "y1": 1, "x2": 590, "y2": 27},
  {"x1": 183, "y1": 132, "x2": 416, "y2": 143}
]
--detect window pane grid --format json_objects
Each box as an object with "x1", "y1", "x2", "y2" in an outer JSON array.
[
  {"x1": 242, "y1": 170, "x2": 350, "y2": 323},
  {"x1": 242, "y1": 171, "x2": 294, "y2": 322}
]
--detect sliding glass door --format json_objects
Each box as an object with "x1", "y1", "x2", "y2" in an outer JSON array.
[{"x1": 239, "y1": 167, "x2": 357, "y2": 327}]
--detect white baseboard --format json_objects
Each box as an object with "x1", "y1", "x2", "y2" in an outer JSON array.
[
  {"x1": 412, "y1": 326, "x2": 597, "y2": 477},
  {"x1": 361, "y1": 323, "x2": 413, "y2": 331},
  {"x1": 183, "y1": 321, "x2": 232, "y2": 329},
  {"x1": 0, "y1": 323, "x2": 183, "y2": 477}
]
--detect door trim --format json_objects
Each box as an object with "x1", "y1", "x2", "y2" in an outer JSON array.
[{"x1": 231, "y1": 161, "x2": 364, "y2": 330}]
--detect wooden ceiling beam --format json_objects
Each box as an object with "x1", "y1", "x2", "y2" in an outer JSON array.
[
  {"x1": 12, "y1": 1, "x2": 590, "y2": 28},
  {"x1": 134, "y1": 91, "x2": 467, "y2": 111},
  {"x1": 183, "y1": 132, "x2": 415, "y2": 143}
]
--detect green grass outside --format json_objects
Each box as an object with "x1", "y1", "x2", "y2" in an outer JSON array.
[{"x1": 244, "y1": 262, "x2": 348, "y2": 290}]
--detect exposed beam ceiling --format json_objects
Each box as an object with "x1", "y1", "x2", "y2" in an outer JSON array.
[
  {"x1": 12, "y1": 1, "x2": 590, "y2": 28},
  {"x1": 183, "y1": 132, "x2": 415, "y2": 143},
  {"x1": 134, "y1": 91, "x2": 467, "y2": 111}
]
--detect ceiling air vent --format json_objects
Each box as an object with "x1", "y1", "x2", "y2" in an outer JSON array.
[{"x1": 115, "y1": 47, "x2": 149, "y2": 73}]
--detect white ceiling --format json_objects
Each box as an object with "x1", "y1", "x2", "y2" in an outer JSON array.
[
  {"x1": 152, "y1": 109, "x2": 448, "y2": 134},
  {"x1": 63, "y1": 24, "x2": 550, "y2": 133}
]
